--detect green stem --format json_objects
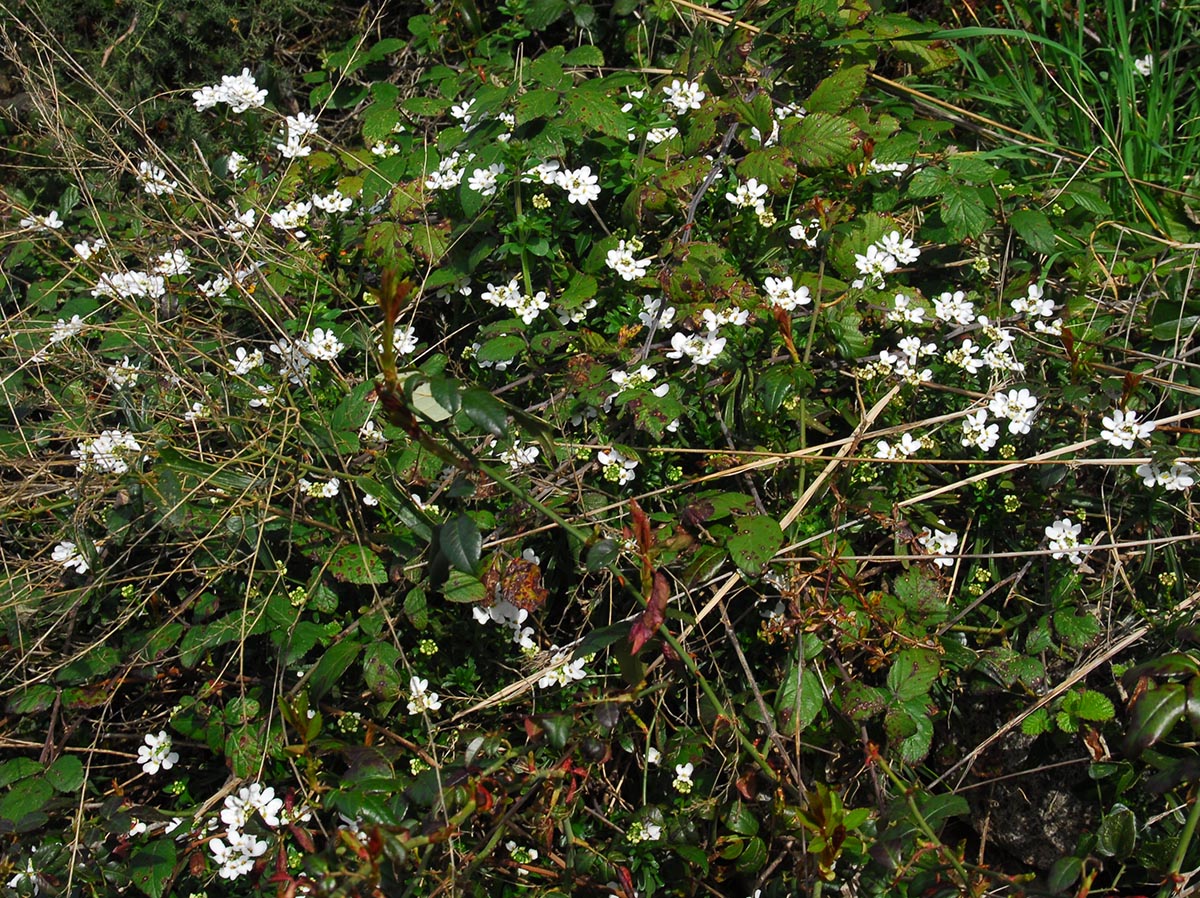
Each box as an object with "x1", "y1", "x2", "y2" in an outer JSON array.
[{"x1": 1162, "y1": 786, "x2": 1200, "y2": 898}]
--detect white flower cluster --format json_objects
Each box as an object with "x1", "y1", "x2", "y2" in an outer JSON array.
[
  {"x1": 605, "y1": 238, "x2": 653, "y2": 282},
  {"x1": 269, "y1": 200, "x2": 311, "y2": 238},
  {"x1": 137, "y1": 730, "x2": 178, "y2": 775},
  {"x1": 1045, "y1": 517, "x2": 1088, "y2": 565},
  {"x1": 209, "y1": 783, "x2": 283, "y2": 880},
  {"x1": 662, "y1": 78, "x2": 706, "y2": 114},
  {"x1": 867, "y1": 160, "x2": 911, "y2": 177},
  {"x1": 537, "y1": 646, "x2": 589, "y2": 689},
  {"x1": 960, "y1": 409, "x2": 1001, "y2": 451},
  {"x1": 789, "y1": 217, "x2": 822, "y2": 248},
  {"x1": 19, "y1": 210, "x2": 63, "y2": 231},
  {"x1": 499, "y1": 440, "x2": 540, "y2": 471},
  {"x1": 763, "y1": 275, "x2": 811, "y2": 312},
  {"x1": 875, "y1": 433, "x2": 923, "y2": 459},
  {"x1": 312, "y1": 189, "x2": 352, "y2": 213},
  {"x1": 1136, "y1": 461, "x2": 1195, "y2": 491},
  {"x1": 52, "y1": 540, "x2": 89, "y2": 574},
  {"x1": 467, "y1": 162, "x2": 506, "y2": 196},
  {"x1": 73, "y1": 237, "x2": 106, "y2": 259},
  {"x1": 605, "y1": 365, "x2": 669, "y2": 411},
  {"x1": 105, "y1": 356, "x2": 141, "y2": 390},
  {"x1": 276, "y1": 112, "x2": 319, "y2": 159},
  {"x1": 407, "y1": 675, "x2": 442, "y2": 714},
  {"x1": 92, "y1": 270, "x2": 166, "y2": 300},
  {"x1": 672, "y1": 761, "x2": 695, "y2": 793},
  {"x1": 1012, "y1": 283, "x2": 1061, "y2": 335},
  {"x1": 299, "y1": 477, "x2": 340, "y2": 498},
  {"x1": 1100, "y1": 408, "x2": 1155, "y2": 450},
  {"x1": 481, "y1": 276, "x2": 550, "y2": 324},
  {"x1": 426, "y1": 151, "x2": 470, "y2": 190},
  {"x1": 268, "y1": 328, "x2": 344, "y2": 383},
  {"x1": 556, "y1": 165, "x2": 601, "y2": 204},
  {"x1": 853, "y1": 231, "x2": 920, "y2": 289},
  {"x1": 597, "y1": 447, "x2": 638, "y2": 486},
  {"x1": 73, "y1": 428, "x2": 143, "y2": 475},
  {"x1": 987, "y1": 388, "x2": 1039, "y2": 435},
  {"x1": 193, "y1": 68, "x2": 268, "y2": 113},
  {"x1": 137, "y1": 161, "x2": 179, "y2": 196},
  {"x1": 917, "y1": 525, "x2": 959, "y2": 568}
]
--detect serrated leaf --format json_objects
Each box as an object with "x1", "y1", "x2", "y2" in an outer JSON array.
[
  {"x1": 515, "y1": 87, "x2": 560, "y2": 124},
  {"x1": 940, "y1": 183, "x2": 993, "y2": 239},
  {"x1": 736, "y1": 147, "x2": 795, "y2": 191},
  {"x1": 1021, "y1": 707, "x2": 1052, "y2": 736},
  {"x1": 1074, "y1": 689, "x2": 1115, "y2": 722},
  {"x1": 130, "y1": 839, "x2": 175, "y2": 898},
  {"x1": 726, "y1": 515, "x2": 783, "y2": 576},
  {"x1": 0, "y1": 759, "x2": 42, "y2": 789},
  {"x1": 362, "y1": 105, "x2": 402, "y2": 143},
  {"x1": 524, "y1": 0, "x2": 569, "y2": 30},
  {"x1": 475, "y1": 334, "x2": 525, "y2": 364},
  {"x1": 0, "y1": 777, "x2": 53, "y2": 828},
  {"x1": 461, "y1": 387, "x2": 508, "y2": 437},
  {"x1": 897, "y1": 711, "x2": 934, "y2": 764},
  {"x1": 805, "y1": 64, "x2": 867, "y2": 113},
  {"x1": 562, "y1": 45, "x2": 604, "y2": 66},
  {"x1": 787, "y1": 113, "x2": 857, "y2": 168},
  {"x1": 905, "y1": 166, "x2": 950, "y2": 198},
  {"x1": 44, "y1": 755, "x2": 84, "y2": 793},
  {"x1": 326, "y1": 546, "x2": 388, "y2": 585},
  {"x1": 1009, "y1": 209, "x2": 1056, "y2": 253},
  {"x1": 775, "y1": 652, "x2": 824, "y2": 736},
  {"x1": 565, "y1": 89, "x2": 632, "y2": 139},
  {"x1": 441, "y1": 515, "x2": 482, "y2": 575},
  {"x1": 887, "y1": 648, "x2": 940, "y2": 702}
]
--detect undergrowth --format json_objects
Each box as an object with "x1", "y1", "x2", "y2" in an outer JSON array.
[{"x1": 1, "y1": 1, "x2": 1199, "y2": 896}]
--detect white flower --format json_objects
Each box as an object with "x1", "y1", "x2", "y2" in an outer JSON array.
[
  {"x1": 762, "y1": 275, "x2": 811, "y2": 311},
  {"x1": 269, "y1": 200, "x2": 311, "y2": 237},
  {"x1": 221, "y1": 782, "x2": 284, "y2": 831},
  {"x1": 499, "y1": 441, "x2": 540, "y2": 470},
  {"x1": 226, "y1": 151, "x2": 247, "y2": 176},
  {"x1": 153, "y1": 250, "x2": 190, "y2": 276},
  {"x1": 887, "y1": 293, "x2": 925, "y2": 325},
  {"x1": 917, "y1": 525, "x2": 959, "y2": 568},
  {"x1": 1100, "y1": 408, "x2": 1155, "y2": 450},
  {"x1": 853, "y1": 245, "x2": 897, "y2": 288},
  {"x1": 877, "y1": 231, "x2": 920, "y2": 264},
  {"x1": 228, "y1": 346, "x2": 263, "y2": 375},
  {"x1": 673, "y1": 762, "x2": 695, "y2": 793},
  {"x1": 988, "y1": 388, "x2": 1038, "y2": 435},
  {"x1": 1134, "y1": 53, "x2": 1153, "y2": 77},
  {"x1": 537, "y1": 648, "x2": 589, "y2": 689},
  {"x1": 91, "y1": 270, "x2": 166, "y2": 300},
  {"x1": 646, "y1": 747, "x2": 662, "y2": 765},
  {"x1": 482, "y1": 277, "x2": 522, "y2": 308},
  {"x1": 192, "y1": 68, "x2": 268, "y2": 113},
  {"x1": 73, "y1": 428, "x2": 143, "y2": 475},
  {"x1": 932, "y1": 290, "x2": 977, "y2": 326},
  {"x1": 789, "y1": 217, "x2": 821, "y2": 248},
  {"x1": 450, "y1": 98, "x2": 476, "y2": 125},
  {"x1": 298, "y1": 477, "x2": 340, "y2": 498},
  {"x1": 137, "y1": 161, "x2": 178, "y2": 196},
  {"x1": 1136, "y1": 461, "x2": 1195, "y2": 491},
  {"x1": 1045, "y1": 517, "x2": 1087, "y2": 565},
  {"x1": 183, "y1": 401, "x2": 209, "y2": 422},
  {"x1": 19, "y1": 210, "x2": 64, "y2": 231},
  {"x1": 662, "y1": 78, "x2": 705, "y2": 113},
  {"x1": 867, "y1": 160, "x2": 910, "y2": 177},
  {"x1": 50, "y1": 314, "x2": 85, "y2": 344},
  {"x1": 726, "y1": 178, "x2": 770, "y2": 211},
  {"x1": 874, "y1": 433, "x2": 922, "y2": 459},
  {"x1": 223, "y1": 208, "x2": 257, "y2": 241},
  {"x1": 137, "y1": 731, "x2": 179, "y2": 775},
  {"x1": 312, "y1": 190, "x2": 352, "y2": 213},
  {"x1": 210, "y1": 830, "x2": 269, "y2": 880},
  {"x1": 639, "y1": 295, "x2": 676, "y2": 329},
  {"x1": 407, "y1": 676, "x2": 443, "y2": 714},
  {"x1": 522, "y1": 160, "x2": 561, "y2": 185},
  {"x1": 666, "y1": 330, "x2": 726, "y2": 366},
  {"x1": 598, "y1": 448, "x2": 638, "y2": 485},
  {"x1": 512, "y1": 290, "x2": 550, "y2": 324},
  {"x1": 961, "y1": 409, "x2": 1000, "y2": 451},
  {"x1": 467, "y1": 163, "x2": 505, "y2": 196},
  {"x1": 52, "y1": 540, "x2": 89, "y2": 574},
  {"x1": 301, "y1": 327, "x2": 345, "y2": 361},
  {"x1": 556, "y1": 165, "x2": 601, "y2": 204},
  {"x1": 73, "y1": 237, "x2": 105, "y2": 259},
  {"x1": 646, "y1": 125, "x2": 679, "y2": 144},
  {"x1": 105, "y1": 356, "x2": 140, "y2": 390},
  {"x1": 605, "y1": 240, "x2": 653, "y2": 281}
]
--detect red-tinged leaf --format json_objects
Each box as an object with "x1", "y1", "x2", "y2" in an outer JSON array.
[
  {"x1": 523, "y1": 717, "x2": 542, "y2": 742},
  {"x1": 616, "y1": 865, "x2": 637, "y2": 898},
  {"x1": 630, "y1": 499, "x2": 652, "y2": 556},
  {"x1": 629, "y1": 570, "x2": 670, "y2": 654},
  {"x1": 289, "y1": 824, "x2": 316, "y2": 853},
  {"x1": 1123, "y1": 683, "x2": 1186, "y2": 757},
  {"x1": 773, "y1": 306, "x2": 798, "y2": 360},
  {"x1": 661, "y1": 640, "x2": 680, "y2": 663}
]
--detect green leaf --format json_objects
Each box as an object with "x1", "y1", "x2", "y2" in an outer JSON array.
[
  {"x1": 363, "y1": 643, "x2": 403, "y2": 700},
  {"x1": 443, "y1": 570, "x2": 486, "y2": 603},
  {"x1": 786, "y1": 113, "x2": 857, "y2": 169},
  {"x1": 726, "y1": 515, "x2": 783, "y2": 576},
  {"x1": 562, "y1": 45, "x2": 604, "y2": 66},
  {"x1": 1074, "y1": 689, "x2": 1115, "y2": 722},
  {"x1": 475, "y1": 334, "x2": 525, "y2": 364},
  {"x1": 673, "y1": 843, "x2": 709, "y2": 874},
  {"x1": 130, "y1": 839, "x2": 176, "y2": 898},
  {"x1": 1021, "y1": 707, "x2": 1052, "y2": 736},
  {"x1": 524, "y1": 0, "x2": 569, "y2": 29},
  {"x1": 404, "y1": 587, "x2": 429, "y2": 630},
  {"x1": 564, "y1": 88, "x2": 631, "y2": 139},
  {"x1": 6, "y1": 684, "x2": 56, "y2": 714},
  {"x1": 736, "y1": 147, "x2": 795, "y2": 191},
  {"x1": 1124, "y1": 683, "x2": 1186, "y2": 757},
  {"x1": 1047, "y1": 856, "x2": 1082, "y2": 893},
  {"x1": 1096, "y1": 804, "x2": 1136, "y2": 860},
  {"x1": 44, "y1": 755, "x2": 84, "y2": 793},
  {"x1": 326, "y1": 545, "x2": 388, "y2": 585},
  {"x1": 940, "y1": 183, "x2": 993, "y2": 239},
  {"x1": 897, "y1": 711, "x2": 934, "y2": 764},
  {"x1": 0, "y1": 759, "x2": 42, "y2": 789},
  {"x1": 1053, "y1": 607, "x2": 1100, "y2": 649},
  {"x1": 906, "y1": 166, "x2": 950, "y2": 198},
  {"x1": 441, "y1": 515, "x2": 482, "y2": 575},
  {"x1": 461, "y1": 387, "x2": 508, "y2": 437},
  {"x1": 307, "y1": 639, "x2": 362, "y2": 701},
  {"x1": 805, "y1": 64, "x2": 867, "y2": 113},
  {"x1": 362, "y1": 104, "x2": 402, "y2": 144},
  {"x1": 0, "y1": 777, "x2": 53, "y2": 829},
  {"x1": 725, "y1": 802, "x2": 760, "y2": 837},
  {"x1": 887, "y1": 648, "x2": 941, "y2": 702},
  {"x1": 540, "y1": 714, "x2": 573, "y2": 749},
  {"x1": 515, "y1": 87, "x2": 560, "y2": 125},
  {"x1": 735, "y1": 836, "x2": 767, "y2": 873},
  {"x1": 775, "y1": 651, "x2": 825, "y2": 736},
  {"x1": 585, "y1": 538, "x2": 619, "y2": 572},
  {"x1": 1009, "y1": 209, "x2": 1056, "y2": 253}
]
